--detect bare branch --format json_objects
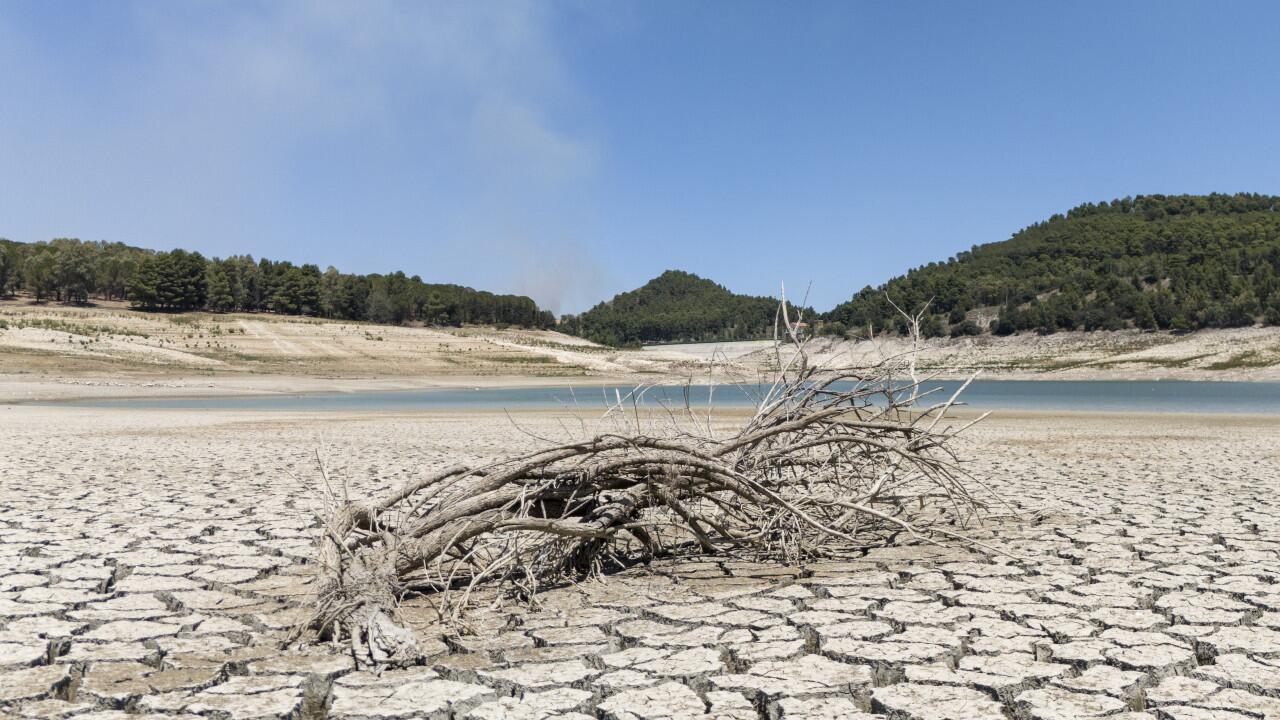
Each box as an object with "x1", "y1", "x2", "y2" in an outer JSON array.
[{"x1": 300, "y1": 297, "x2": 994, "y2": 668}]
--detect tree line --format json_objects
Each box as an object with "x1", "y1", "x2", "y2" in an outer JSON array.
[
  {"x1": 823, "y1": 193, "x2": 1280, "y2": 338},
  {"x1": 0, "y1": 238, "x2": 554, "y2": 329}
]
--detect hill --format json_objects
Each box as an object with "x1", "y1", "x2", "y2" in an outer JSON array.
[
  {"x1": 0, "y1": 238, "x2": 554, "y2": 329},
  {"x1": 825, "y1": 193, "x2": 1280, "y2": 337},
  {"x1": 562, "y1": 270, "x2": 806, "y2": 347},
  {"x1": 8, "y1": 192, "x2": 1280, "y2": 346}
]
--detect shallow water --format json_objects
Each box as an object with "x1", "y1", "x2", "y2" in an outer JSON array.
[{"x1": 39, "y1": 380, "x2": 1280, "y2": 414}]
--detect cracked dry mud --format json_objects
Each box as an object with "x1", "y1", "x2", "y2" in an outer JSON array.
[{"x1": 2, "y1": 407, "x2": 1279, "y2": 719}]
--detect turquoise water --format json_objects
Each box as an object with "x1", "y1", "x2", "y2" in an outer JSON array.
[{"x1": 35, "y1": 380, "x2": 1280, "y2": 414}]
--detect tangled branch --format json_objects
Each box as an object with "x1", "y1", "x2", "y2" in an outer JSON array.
[{"x1": 302, "y1": 299, "x2": 994, "y2": 667}]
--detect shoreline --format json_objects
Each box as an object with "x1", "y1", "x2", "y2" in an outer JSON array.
[
  {"x1": 7, "y1": 369, "x2": 1280, "y2": 405},
  {"x1": 3, "y1": 302, "x2": 1280, "y2": 403},
  {"x1": 7, "y1": 398, "x2": 1280, "y2": 424},
  {"x1": 0, "y1": 371, "x2": 657, "y2": 404}
]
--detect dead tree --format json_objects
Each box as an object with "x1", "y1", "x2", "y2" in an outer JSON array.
[{"x1": 303, "y1": 302, "x2": 991, "y2": 667}]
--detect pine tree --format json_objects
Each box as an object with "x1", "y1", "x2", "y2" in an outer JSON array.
[
  {"x1": 52, "y1": 240, "x2": 96, "y2": 303},
  {"x1": 1136, "y1": 297, "x2": 1159, "y2": 330},
  {"x1": 206, "y1": 264, "x2": 235, "y2": 312},
  {"x1": 24, "y1": 246, "x2": 57, "y2": 302},
  {"x1": 0, "y1": 240, "x2": 20, "y2": 296},
  {"x1": 127, "y1": 256, "x2": 164, "y2": 309}
]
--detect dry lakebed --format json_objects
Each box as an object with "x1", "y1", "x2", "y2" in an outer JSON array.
[{"x1": 1, "y1": 402, "x2": 1279, "y2": 719}]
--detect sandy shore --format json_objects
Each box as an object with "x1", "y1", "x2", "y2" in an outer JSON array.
[
  {"x1": 794, "y1": 327, "x2": 1280, "y2": 383},
  {"x1": 4, "y1": 300, "x2": 1280, "y2": 406},
  {"x1": 2, "y1": 406, "x2": 1279, "y2": 718},
  {"x1": 0, "y1": 371, "x2": 657, "y2": 404}
]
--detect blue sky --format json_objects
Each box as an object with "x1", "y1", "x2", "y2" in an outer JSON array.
[{"x1": 2, "y1": 1, "x2": 1278, "y2": 313}]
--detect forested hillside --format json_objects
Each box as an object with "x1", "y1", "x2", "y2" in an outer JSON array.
[
  {"x1": 825, "y1": 193, "x2": 1280, "y2": 337},
  {"x1": 7, "y1": 193, "x2": 1280, "y2": 344},
  {"x1": 0, "y1": 239, "x2": 554, "y2": 328},
  {"x1": 561, "y1": 270, "x2": 805, "y2": 347}
]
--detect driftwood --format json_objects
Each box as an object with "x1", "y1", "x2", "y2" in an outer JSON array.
[{"x1": 303, "y1": 300, "x2": 991, "y2": 667}]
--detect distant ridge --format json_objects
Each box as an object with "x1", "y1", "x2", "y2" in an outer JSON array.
[{"x1": 560, "y1": 270, "x2": 808, "y2": 347}]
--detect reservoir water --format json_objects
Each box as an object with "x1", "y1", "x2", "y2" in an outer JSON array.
[{"x1": 38, "y1": 380, "x2": 1280, "y2": 414}]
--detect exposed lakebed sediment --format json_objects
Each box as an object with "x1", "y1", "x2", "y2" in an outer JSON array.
[{"x1": 1, "y1": 408, "x2": 1279, "y2": 719}]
